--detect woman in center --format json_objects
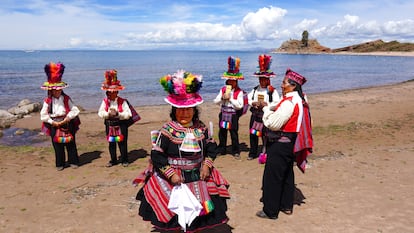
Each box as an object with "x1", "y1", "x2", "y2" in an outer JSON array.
[{"x1": 136, "y1": 70, "x2": 230, "y2": 232}]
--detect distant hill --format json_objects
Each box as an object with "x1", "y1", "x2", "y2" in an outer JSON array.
[
  {"x1": 332, "y1": 39, "x2": 414, "y2": 52},
  {"x1": 274, "y1": 39, "x2": 414, "y2": 54}
]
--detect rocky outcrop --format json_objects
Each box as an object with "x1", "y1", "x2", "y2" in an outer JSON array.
[
  {"x1": 0, "y1": 99, "x2": 41, "y2": 129},
  {"x1": 275, "y1": 39, "x2": 331, "y2": 54}
]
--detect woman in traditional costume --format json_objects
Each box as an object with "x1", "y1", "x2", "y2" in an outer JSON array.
[
  {"x1": 40, "y1": 62, "x2": 81, "y2": 171},
  {"x1": 135, "y1": 70, "x2": 230, "y2": 232},
  {"x1": 256, "y1": 68, "x2": 312, "y2": 219}
]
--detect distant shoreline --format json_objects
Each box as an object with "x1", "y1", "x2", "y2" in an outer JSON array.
[{"x1": 272, "y1": 51, "x2": 414, "y2": 57}]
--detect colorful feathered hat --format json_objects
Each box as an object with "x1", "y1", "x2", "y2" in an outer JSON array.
[
  {"x1": 222, "y1": 56, "x2": 244, "y2": 80},
  {"x1": 160, "y1": 69, "x2": 203, "y2": 108},
  {"x1": 253, "y1": 54, "x2": 275, "y2": 78},
  {"x1": 101, "y1": 69, "x2": 125, "y2": 91},
  {"x1": 41, "y1": 62, "x2": 68, "y2": 90},
  {"x1": 285, "y1": 68, "x2": 307, "y2": 86}
]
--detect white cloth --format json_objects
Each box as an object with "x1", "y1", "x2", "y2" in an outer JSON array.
[{"x1": 168, "y1": 183, "x2": 203, "y2": 232}]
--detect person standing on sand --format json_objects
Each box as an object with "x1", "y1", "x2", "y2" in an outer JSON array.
[
  {"x1": 256, "y1": 68, "x2": 310, "y2": 220},
  {"x1": 134, "y1": 70, "x2": 231, "y2": 232},
  {"x1": 98, "y1": 70, "x2": 133, "y2": 167},
  {"x1": 247, "y1": 54, "x2": 280, "y2": 161},
  {"x1": 40, "y1": 62, "x2": 81, "y2": 171},
  {"x1": 213, "y1": 56, "x2": 245, "y2": 159}
]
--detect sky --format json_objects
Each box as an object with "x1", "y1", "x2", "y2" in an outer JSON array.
[{"x1": 1, "y1": 0, "x2": 413, "y2": 50}]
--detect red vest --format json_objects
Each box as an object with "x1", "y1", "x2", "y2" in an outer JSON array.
[
  {"x1": 274, "y1": 94, "x2": 303, "y2": 133},
  {"x1": 104, "y1": 97, "x2": 125, "y2": 112}
]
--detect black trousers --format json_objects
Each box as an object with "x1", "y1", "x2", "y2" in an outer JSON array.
[
  {"x1": 50, "y1": 126, "x2": 79, "y2": 167},
  {"x1": 105, "y1": 122, "x2": 129, "y2": 164},
  {"x1": 218, "y1": 112, "x2": 240, "y2": 154},
  {"x1": 261, "y1": 134, "x2": 297, "y2": 218}
]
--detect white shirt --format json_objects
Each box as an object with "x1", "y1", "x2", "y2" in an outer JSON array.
[
  {"x1": 40, "y1": 95, "x2": 80, "y2": 124},
  {"x1": 98, "y1": 97, "x2": 132, "y2": 120},
  {"x1": 247, "y1": 85, "x2": 280, "y2": 110},
  {"x1": 213, "y1": 88, "x2": 244, "y2": 110}
]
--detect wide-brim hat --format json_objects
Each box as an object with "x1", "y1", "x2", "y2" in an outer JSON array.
[
  {"x1": 222, "y1": 56, "x2": 244, "y2": 80},
  {"x1": 160, "y1": 70, "x2": 203, "y2": 108},
  {"x1": 101, "y1": 69, "x2": 125, "y2": 91},
  {"x1": 253, "y1": 54, "x2": 275, "y2": 78},
  {"x1": 41, "y1": 62, "x2": 68, "y2": 90},
  {"x1": 165, "y1": 93, "x2": 204, "y2": 108},
  {"x1": 101, "y1": 84, "x2": 125, "y2": 91},
  {"x1": 41, "y1": 81, "x2": 68, "y2": 90}
]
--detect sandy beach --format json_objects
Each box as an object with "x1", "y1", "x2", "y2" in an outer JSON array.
[{"x1": 1, "y1": 79, "x2": 414, "y2": 232}]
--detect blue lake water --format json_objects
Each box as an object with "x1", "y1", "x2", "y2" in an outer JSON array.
[{"x1": 1, "y1": 50, "x2": 413, "y2": 110}]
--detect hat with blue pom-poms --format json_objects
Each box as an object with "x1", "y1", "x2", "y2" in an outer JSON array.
[{"x1": 222, "y1": 56, "x2": 244, "y2": 80}]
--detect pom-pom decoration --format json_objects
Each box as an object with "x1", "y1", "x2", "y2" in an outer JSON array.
[
  {"x1": 267, "y1": 85, "x2": 274, "y2": 94},
  {"x1": 41, "y1": 62, "x2": 68, "y2": 90},
  {"x1": 101, "y1": 69, "x2": 125, "y2": 91},
  {"x1": 258, "y1": 152, "x2": 267, "y2": 164},
  {"x1": 107, "y1": 135, "x2": 124, "y2": 142},
  {"x1": 160, "y1": 69, "x2": 202, "y2": 95},
  {"x1": 253, "y1": 54, "x2": 275, "y2": 78},
  {"x1": 160, "y1": 70, "x2": 204, "y2": 108},
  {"x1": 53, "y1": 134, "x2": 73, "y2": 143},
  {"x1": 222, "y1": 56, "x2": 244, "y2": 80},
  {"x1": 220, "y1": 121, "x2": 231, "y2": 129},
  {"x1": 250, "y1": 128, "x2": 262, "y2": 137},
  {"x1": 200, "y1": 200, "x2": 215, "y2": 216}
]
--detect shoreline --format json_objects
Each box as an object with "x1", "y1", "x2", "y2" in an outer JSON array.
[{"x1": 272, "y1": 51, "x2": 414, "y2": 57}]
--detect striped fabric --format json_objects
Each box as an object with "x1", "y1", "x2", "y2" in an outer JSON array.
[{"x1": 142, "y1": 168, "x2": 230, "y2": 223}]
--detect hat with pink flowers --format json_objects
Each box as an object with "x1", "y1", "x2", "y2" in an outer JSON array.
[{"x1": 160, "y1": 70, "x2": 203, "y2": 108}]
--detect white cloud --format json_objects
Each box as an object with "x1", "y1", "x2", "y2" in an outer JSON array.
[
  {"x1": 382, "y1": 20, "x2": 414, "y2": 35},
  {"x1": 0, "y1": 1, "x2": 413, "y2": 50},
  {"x1": 240, "y1": 6, "x2": 287, "y2": 39}
]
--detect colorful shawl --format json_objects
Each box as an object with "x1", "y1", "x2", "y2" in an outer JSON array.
[{"x1": 294, "y1": 102, "x2": 313, "y2": 173}]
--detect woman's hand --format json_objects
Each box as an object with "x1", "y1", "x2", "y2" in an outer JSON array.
[
  {"x1": 200, "y1": 164, "x2": 211, "y2": 180},
  {"x1": 51, "y1": 121, "x2": 60, "y2": 127},
  {"x1": 222, "y1": 93, "x2": 230, "y2": 100},
  {"x1": 170, "y1": 174, "x2": 183, "y2": 185}
]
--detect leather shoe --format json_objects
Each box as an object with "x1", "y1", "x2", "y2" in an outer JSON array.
[
  {"x1": 280, "y1": 209, "x2": 293, "y2": 215},
  {"x1": 256, "y1": 210, "x2": 277, "y2": 220}
]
